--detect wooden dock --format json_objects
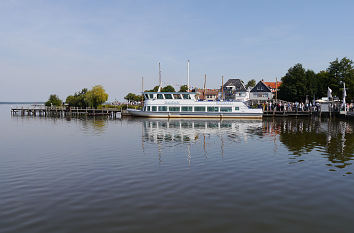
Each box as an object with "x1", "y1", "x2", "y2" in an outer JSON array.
[
  {"x1": 11, "y1": 107, "x2": 344, "y2": 118},
  {"x1": 263, "y1": 110, "x2": 312, "y2": 117},
  {"x1": 11, "y1": 106, "x2": 123, "y2": 118}
]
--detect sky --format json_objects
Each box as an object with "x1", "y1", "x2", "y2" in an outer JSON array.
[{"x1": 0, "y1": 0, "x2": 354, "y2": 101}]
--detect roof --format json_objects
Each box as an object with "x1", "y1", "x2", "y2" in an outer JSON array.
[
  {"x1": 195, "y1": 88, "x2": 219, "y2": 95},
  {"x1": 223, "y1": 79, "x2": 246, "y2": 91},
  {"x1": 250, "y1": 80, "x2": 272, "y2": 92},
  {"x1": 264, "y1": 82, "x2": 282, "y2": 89}
]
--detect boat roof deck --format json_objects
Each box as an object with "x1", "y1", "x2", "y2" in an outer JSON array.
[{"x1": 143, "y1": 92, "x2": 196, "y2": 94}]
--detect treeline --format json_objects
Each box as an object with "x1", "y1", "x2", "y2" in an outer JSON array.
[
  {"x1": 45, "y1": 85, "x2": 109, "y2": 109},
  {"x1": 278, "y1": 57, "x2": 354, "y2": 102}
]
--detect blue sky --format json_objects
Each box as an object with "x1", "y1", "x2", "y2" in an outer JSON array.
[{"x1": 1, "y1": 0, "x2": 353, "y2": 101}]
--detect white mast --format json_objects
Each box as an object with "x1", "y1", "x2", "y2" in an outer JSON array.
[
  {"x1": 158, "y1": 62, "x2": 162, "y2": 92},
  {"x1": 187, "y1": 60, "x2": 190, "y2": 91}
]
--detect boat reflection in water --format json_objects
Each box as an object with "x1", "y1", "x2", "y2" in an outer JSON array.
[
  {"x1": 140, "y1": 118, "x2": 353, "y2": 171},
  {"x1": 141, "y1": 118, "x2": 262, "y2": 164},
  {"x1": 142, "y1": 119, "x2": 262, "y2": 144}
]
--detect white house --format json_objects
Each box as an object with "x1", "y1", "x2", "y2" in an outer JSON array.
[
  {"x1": 222, "y1": 79, "x2": 248, "y2": 101},
  {"x1": 250, "y1": 80, "x2": 273, "y2": 101}
]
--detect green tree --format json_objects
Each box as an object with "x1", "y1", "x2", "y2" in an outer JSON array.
[
  {"x1": 278, "y1": 64, "x2": 307, "y2": 102},
  {"x1": 124, "y1": 93, "x2": 143, "y2": 103},
  {"x1": 245, "y1": 79, "x2": 256, "y2": 89},
  {"x1": 135, "y1": 95, "x2": 143, "y2": 102},
  {"x1": 304, "y1": 70, "x2": 318, "y2": 100},
  {"x1": 65, "y1": 88, "x2": 89, "y2": 107},
  {"x1": 327, "y1": 57, "x2": 354, "y2": 100},
  {"x1": 145, "y1": 86, "x2": 159, "y2": 92},
  {"x1": 124, "y1": 93, "x2": 137, "y2": 102},
  {"x1": 161, "y1": 85, "x2": 175, "y2": 92},
  {"x1": 65, "y1": 95, "x2": 76, "y2": 106},
  {"x1": 85, "y1": 85, "x2": 109, "y2": 108},
  {"x1": 315, "y1": 71, "x2": 330, "y2": 99},
  {"x1": 179, "y1": 85, "x2": 188, "y2": 92},
  {"x1": 145, "y1": 85, "x2": 176, "y2": 92},
  {"x1": 45, "y1": 94, "x2": 62, "y2": 107}
]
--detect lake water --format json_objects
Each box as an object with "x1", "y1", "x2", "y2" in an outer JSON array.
[{"x1": 1, "y1": 104, "x2": 354, "y2": 233}]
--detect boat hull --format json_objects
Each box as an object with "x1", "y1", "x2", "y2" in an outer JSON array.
[{"x1": 127, "y1": 109, "x2": 262, "y2": 119}]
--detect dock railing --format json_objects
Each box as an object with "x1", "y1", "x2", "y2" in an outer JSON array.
[{"x1": 11, "y1": 106, "x2": 122, "y2": 118}]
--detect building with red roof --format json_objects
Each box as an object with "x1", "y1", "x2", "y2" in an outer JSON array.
[{"x1": 264, "y1": 81, "x2": 282, "y2": 93}]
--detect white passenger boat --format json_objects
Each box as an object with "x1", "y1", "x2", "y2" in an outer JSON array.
[{"x1": 127, "y1": 92, "x2": 263, "y2": 119}]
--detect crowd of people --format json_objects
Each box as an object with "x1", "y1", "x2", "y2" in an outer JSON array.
[{"x1": 261, "y1": 101, "x2": 354, "y2": 112}]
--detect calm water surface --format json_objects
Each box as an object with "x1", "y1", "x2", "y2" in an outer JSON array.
[{"x1": 0, "y1": 104, "x2": 354, "y2": 233}]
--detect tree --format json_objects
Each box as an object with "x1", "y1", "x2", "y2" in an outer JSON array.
[
  {"x1": 124, "y1": 93, "x2": 135, "y2": 101},
  {"x1": 179, "y1": 85, "x2": 188, "y2": 92},
  {"x1": 161, "y1": 85, "x2": 175, "y2": 92},
  {"x1": 327, "y1": 57, "x2": 354, "y2": 100},
  {"x1": 124, "y1": 93, "x2": 143, "y2": 103},
  {"x1": 124, "y1": 93, "x2": 137, "y2": 102},
  {"x1": 145, "y1": 85, "x2": 176, "y2": 92},
  {"x1": 304, "y1": 69, "x2": 318, "y2": 100},
  {"x1": 315, "y1": 71, "x2": 330, "y2": 99},
  {"x1": 245, "y1": 79, "x2": 256, "y2": 89},
  {"x1": 65, "y1": 95, "x2": 76, "y2": 106},
  {"x1": 45, "y1": 94, "x2": 62, "y2": 107},
  {"x1": 65, "y1": 88, "x2": 89, "y2": 107},
  {"x1": 85, "y1": 85, "x2": 109, "y2": 108},
  {"x1": 278, "y1": 64, "x2": 307, "y2": 102},
  {"x1": 135, "y1": 95, "x2": 143, "y2": 102},
  {"x1": 145, "y1": 86, "x2": 159, "y2": 92}
]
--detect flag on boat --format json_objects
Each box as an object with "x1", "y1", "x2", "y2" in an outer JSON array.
[
  {"x1": 327, "y1": 87, "x2": 332, "y2": 98},
  {"x1": 343, "y1": 83, "x2": 347, "y2": 110}
]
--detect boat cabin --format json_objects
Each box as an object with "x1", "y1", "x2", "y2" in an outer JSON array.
[{"x1": 143, "y1": 92, "x2": 196, "y2": 101}]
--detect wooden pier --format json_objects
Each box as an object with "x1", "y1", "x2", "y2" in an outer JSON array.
[
  {"x1": 11, "y1": 106, "x2": 123, "y2": 118},
  {"x1": 263, "y1": 110, "x2": 312, "y2": 117}
]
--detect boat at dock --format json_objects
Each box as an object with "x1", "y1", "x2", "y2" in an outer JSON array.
[{"x1": 127, "y1": 92, "x2": 263, "y2": 119}]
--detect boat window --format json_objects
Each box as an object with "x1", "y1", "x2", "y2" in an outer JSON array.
[
  {"x1": 181, "y1": 106, "x2": 192, "y2": 111},
  {"x1": 164, "y1": 94, "x2": 173, "y2": 99},
  {"x1": 149, "y1": 94, "x2": 154, "y2": 99},
  {"x1": 207, "y1": 107, "x2": 219, "y2": 112},
  {"x1": 157, "y1": 94, "x2": 164, "y2": 99},
  {"x1": 147, "y1": 106, "x2": 151, "y2": 111},
  {"x1": 194, "y1": 122, "x2": 205, "y2": 128},
  {"x1": 220, "y1": 107, "x2": 232, "y2": 112},
  {"x1": 235, "y1": 107, "x2": 239, "y2": 111},
  {"x1": 220, "y1": 122, "x2": 232, "y2": 128},
  {"x1": 182, "y1": 94, "x2": 191, "y2": 99},
  {"x1": 144, "y1": 94, "x2": 149, "y2": 99},
  {"x1": 194, "y1": 106, "x2": 206, "y2": 112},
  {"x1": 173, "y1": 94, "x2": 182, "y2": 99},
  {"x1": 181, "y1": 122, "x2": 193, "y2": 128},
  {"x1": 207, "y1": 122, "x2": 219, "y2": 128},
  {"x1": 169, "y1": 106, "x2": 180, "y2": 112},
  {"x1": 169, "y1": 122, "x2": 179, "y2": 128},
  {"x1": 158, "y1": 106, "x2": 167, "y2": 111},
  {"x1": 152, "y1": 106, "x2": 157, "y2": 111}
]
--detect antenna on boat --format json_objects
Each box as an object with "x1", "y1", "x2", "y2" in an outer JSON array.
[
  {"x1": 221, "y1": 75, "x2": 224, "y2": 101},
  {"x1": 158, "y1": 62, "x2": 162, "y2": 92},
  {"x1": 141, "y1": 76, "x2": 144, "y2": 104},
  {"x1": 275, "y1": 77, "x2": 278, "y2": 103},
  {"x1": 204, "y1": 74, "x2": 207, "y2": 100},
  {"x1": 187, "y1": 60, "x2": 190, "y2": 92}
]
